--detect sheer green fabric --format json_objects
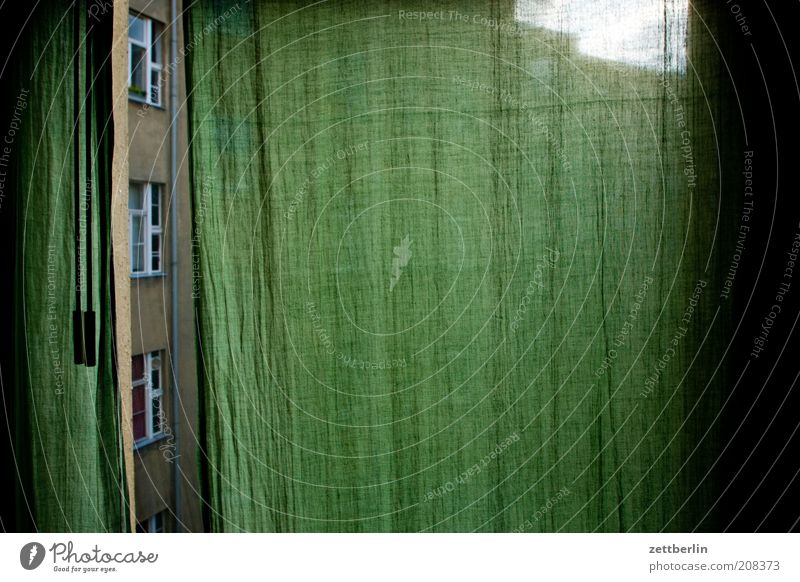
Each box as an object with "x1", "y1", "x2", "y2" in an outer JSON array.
[
  {"x1": 2, "y1": 2, "x2": 126, "y2": 532},
  {"x1": 185, "y1": 0, "x2": 736, "y2": 531}
]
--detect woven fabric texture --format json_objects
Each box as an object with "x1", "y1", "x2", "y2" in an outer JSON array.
[
  {"x1": 185, "y1": 0, "x2": 737, "y2": 532},
  {"x1": 3, "y1": 1, "x2": 126, "y2": 532}
]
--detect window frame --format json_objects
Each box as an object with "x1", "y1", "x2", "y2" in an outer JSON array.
[
  {"x1": 132, "y1": 351, "x2": 165, "y2": 447},
  {"x1": 129, "y1": 182, "x2": 163, "y2": 277},
  {"x1": 128, "y1": 13, "x2": 163, "y2": 106}
]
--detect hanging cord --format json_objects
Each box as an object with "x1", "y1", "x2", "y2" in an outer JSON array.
[
  {"x1": 72, "y1": 0, "x2": 85, "y2": 365},
  {"x1": 83, "y1": 1, "x2": 96, "y2": 367},
  {"x1": 72, "y1": 0, "x2": 96, "y2": 367}
]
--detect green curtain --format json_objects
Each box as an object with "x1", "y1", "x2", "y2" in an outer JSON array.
[
  {"x1": 1, "y1": 1, "x2": 127, "y2": 532},
  {"x1": 185, "y1": 0, "x2": 737, "y2": 531}
]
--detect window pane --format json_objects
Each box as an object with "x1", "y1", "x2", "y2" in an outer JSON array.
[
  {"x1": 131, "y1": 215, "x2": 144, "y2": 242},
  {"x1": 128, "y1": 15, "x2": 146, "y2": 42},
  {"x1": 133, "y1": 411, "x2": 146, "y2": 441},
  {"x1": 150, "y1": 70, "x2": 161, "y2": 104},
  {"x1": 150, "y1": 186, "x2": 160, "y2": 226},
  {"x1": 132, "y1": 385, "x2": 146, "y2": 415},
  {"x1": 130, "y1": 216, "x2": 145, "y2": 273},
  {"x1": 131, "y1": 243, "x2": 145, "y2": 273},
  {"x1": 129, "y1": 183, "x2": 144, "y2": 210},
  {"x1": 151, "y1": 235, "x2": 161, "y2": 271},
  {"x1": 151, "y1": 22, "x2": 163, "y2": 64},
  {"x1": 129, "y1": 46, "x2": 147, "y2": 96},
  {"x1": 151, "y1": 396, "x2": 162, "y2": 434},
  {"x1": 132, "y1": 354, "x2": 145, "y2": 381},
  {"x1": 150, "y1": 368, "x2": 160, "y2": 391}
]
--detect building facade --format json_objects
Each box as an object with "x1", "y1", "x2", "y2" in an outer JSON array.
[{"x1": 127, "y1": 0, "x2": 201, "y2": 533}]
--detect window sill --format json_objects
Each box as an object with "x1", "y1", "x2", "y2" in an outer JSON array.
[
  {"x1": 134, "y1": 433, "x2": 167, "y2": 451},
  {"x1": 128, "y1": 94, "x2": 165, "y2": 110},
  {"x1": 130, "y1": 272, "x2": 167, "y2": 279}
]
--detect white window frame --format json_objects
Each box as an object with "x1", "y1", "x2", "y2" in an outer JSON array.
[
  {"x1": 129, "y1": 182, "x2": 163, "y2": 276},
  {"x1": 132, "y1": 351, "x2": 164, "y2": 446},
  {"x1": 128, "y1": 13, "x2": 163, "y2": 106}
]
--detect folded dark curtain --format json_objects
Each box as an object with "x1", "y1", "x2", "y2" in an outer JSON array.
[
  {"x1": 184, "y1": 0, "x2": 740, "y2": 531},
  {"x1": 0, "y1": 1, "x2": 127, "y2": 532}
]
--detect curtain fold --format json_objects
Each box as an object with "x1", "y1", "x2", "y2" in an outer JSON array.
[
  {"x1": 1, "y1": 1, "x2": 127, "y2": 532},
  {"x1": 185, "y1": 0, "x2": 738, "y2": 531}
]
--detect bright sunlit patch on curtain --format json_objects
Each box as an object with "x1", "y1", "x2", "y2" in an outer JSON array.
[{"x1": 515, "y1": 0, "x2": 688, "y2": 71}]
